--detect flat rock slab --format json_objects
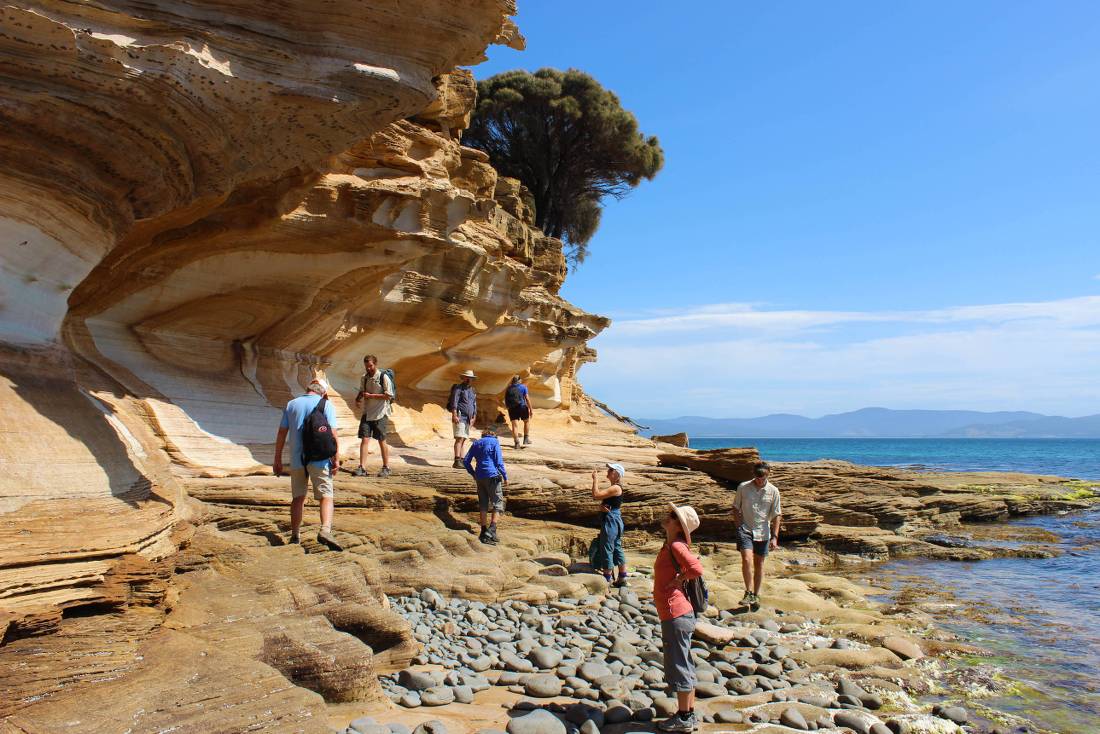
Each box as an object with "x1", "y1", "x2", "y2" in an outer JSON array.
[
  {"x1": 882, "y1": 636, "x2": 924, "y2": 661},
  {"x1": 793, "y1": 647, "x2": 903, "y2": 670},
  {"x1": 693, "y1": 621, "x2": 738, "y2": 645}
]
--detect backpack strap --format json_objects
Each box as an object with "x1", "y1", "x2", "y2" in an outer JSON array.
[{"x1": 667, "y1": 542, "x2": 683, "y2": 574}]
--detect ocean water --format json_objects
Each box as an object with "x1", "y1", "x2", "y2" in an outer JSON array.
[
  {"x1": 687, "y1": 437, "x2": 1100, "y2": 480},
  {"x1": 687, "y1": 435, "x2": 1100, "y2": 730},
  {"x1": 851, "y1": 509, "x2": 1100, "y2": 733}
]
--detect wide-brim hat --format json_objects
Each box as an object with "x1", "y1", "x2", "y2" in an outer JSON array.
[
  {"x1": 460, "y1": 369, "x2": 477, "y2": 378},
  {"x1": 669, "y1": 502, "x2": 700, "y2": 545}
]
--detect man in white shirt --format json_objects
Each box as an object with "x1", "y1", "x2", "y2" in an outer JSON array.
[{"x1": 732, "y1": 462, "x2": 782, "y2": 609}]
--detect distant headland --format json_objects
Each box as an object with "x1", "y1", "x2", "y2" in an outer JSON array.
[{"x1": 640, "y1": 407, "x2": 1100, "y2": 438}]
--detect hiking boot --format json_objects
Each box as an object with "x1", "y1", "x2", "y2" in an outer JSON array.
[
  {"x1": 740, "y1": 590, "x2": 754, "y2": 607},
  {"x1": 480, "y1": 531, "x2": 498, "y2": 546},
  {"x1": 317, "y1": 528, "x2": 343, "y2": 551},
  {"x1": 750, "y1": 592, "x2": 761, "y2": 610},
  {"x1": 478, "y1": 528, "x2": 489, "y2": 544},
  {"x1": 452, "y1": 457, "x2": 463, "y2": 469},
  {"x1": 351, "y1": 466, "x2": 368, "y2": 478},
  {"x1": 288, "y1": 533, "x2": 300, "y2": 545},
  {"x1": 657, "y1": 711, "x2": 696, "y2": 732},
  {"x1": 523, "y1": 436, "x2": 531, "y2": 447},
  {"x1": 488, "y1": 524, "x2": 499, "y2": 542},
  {"x1": 378, "y1": 466, "x2": 392, "y2": 478},
  {"x1": 513, "y1": 439, "x2": 520, "y2": 450},
  {"x1": 612, "y1": 577, "x2": 629, "y2": 588}
]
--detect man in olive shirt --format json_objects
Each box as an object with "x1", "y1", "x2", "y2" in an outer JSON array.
[{"x1": 732, "y1": 462, "x2": 781, "y2": 609}]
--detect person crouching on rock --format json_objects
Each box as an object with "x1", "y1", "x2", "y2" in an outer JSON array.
[
  {"x1": 463, "y1": 424, "x2": 507, "y2": 545},
  {"x1": 655, "y1": 502, "x2": 703, "y2": 733},
  {"x1": 588, "y1": 463, "x2": 629, "y2": 586}
]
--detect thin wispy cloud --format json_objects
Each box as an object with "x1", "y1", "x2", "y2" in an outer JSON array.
[
  {"x1": 611, "y1": 296, "x2": 1100, "y2": 335},
  {"x1": 581, "y1": 296, "x2": 1100, "y2": 417}
]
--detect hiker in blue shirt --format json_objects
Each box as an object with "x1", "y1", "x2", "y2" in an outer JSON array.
[
  {"x1": 463, "y1": 425, "x2": 508, "y2": 545},
  {"x1": 274, "y1": 377, "x2": 341, "y2": 548},
  {"x1": 504, "y1": 374, "x2": 533, "y2": 449}
]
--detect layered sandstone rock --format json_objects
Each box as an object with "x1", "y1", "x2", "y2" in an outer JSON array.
[
  {"x1": 651, "y1": 431, "x2": 689, "y2": 447},
  {"x1": 0, "y1": 0, "x2": 617, "y2": 638}
]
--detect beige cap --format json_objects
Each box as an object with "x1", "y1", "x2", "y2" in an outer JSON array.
[
  {"x1": 669, "y1": 502, "x2": 700, "y2": 545},
  {"x1": 460, "y1": 369, "x2": 477, "y2": 378}
]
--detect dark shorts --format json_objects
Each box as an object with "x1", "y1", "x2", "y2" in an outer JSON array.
[
  {"x1": 507, "y1": 405, "x2": 530, "y2": 421},
  {"x1": 736, "y1": 526, "x2": 770, "y2": 556},
  {"x1": 476, "y1": 475, "x2": 505, "y2": 513},
  {"x1": 358, "y1": 415, "x2": 389, "y2": 440}
]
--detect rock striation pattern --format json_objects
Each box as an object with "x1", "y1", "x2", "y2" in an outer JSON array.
[{"x1": 0, "y1": 1, "x2": 614, "y2": 633}]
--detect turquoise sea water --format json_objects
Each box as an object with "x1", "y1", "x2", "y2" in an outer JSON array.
[
  {"x1": 687, "y1": 437, "x2": 1100, "y2": 480},
  {"x1": 686, "y1": 436, "x2": 1099, "y2": 731}
]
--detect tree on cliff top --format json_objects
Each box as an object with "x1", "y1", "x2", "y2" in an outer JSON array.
[{"x1": 463, "y1": 68, "x2": 663, "y2": 265}]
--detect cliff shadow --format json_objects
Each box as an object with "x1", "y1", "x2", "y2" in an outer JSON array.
[{"x1": 1, "y1": 351, "x2": 150, "y2": 507}]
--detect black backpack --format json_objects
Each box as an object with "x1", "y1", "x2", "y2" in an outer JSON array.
[
  {"x1": 301, "y1": 396, "x2": 338, "y2": 465},
  {"x1": 505, "y1": 383, "x2": 525, "y2": 409},
  {"x1": 669, "y1": 544, "x2": 709, "y2": 614}
]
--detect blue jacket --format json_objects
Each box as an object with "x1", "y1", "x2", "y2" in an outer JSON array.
[{"x1": 464, "y1": 436, "x2": 507, "y2": 481}]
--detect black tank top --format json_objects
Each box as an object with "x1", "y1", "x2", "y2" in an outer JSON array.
[{"x1": 603, "y1": 491, "x2": 623, "y2": 512}]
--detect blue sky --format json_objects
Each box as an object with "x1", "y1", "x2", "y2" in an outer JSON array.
[{"x1": 471, "y1": 2, "x2": 1100, "y2": 418}]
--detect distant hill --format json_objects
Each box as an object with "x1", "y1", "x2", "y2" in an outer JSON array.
[
  {"x1": 640, "y1": 407, "x2": 1100, "y2": 438},
  {"x1": 941, "y1": 414, "x2": 1100, "y2": 438}
]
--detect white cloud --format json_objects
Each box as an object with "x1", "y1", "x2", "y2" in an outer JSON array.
[
  {"x1": 579, "y1": 296, "x2": 1100, "y2": 417},
  {"x1": 611, "y1": 296, "x2": 1100, "y2": 335}
]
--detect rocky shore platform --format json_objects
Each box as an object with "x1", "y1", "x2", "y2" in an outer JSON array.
[{"x1": 2, "y1": 412, "x2": 1096, "y2": 733}]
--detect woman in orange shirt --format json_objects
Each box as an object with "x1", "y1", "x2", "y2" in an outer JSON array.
[{"x1": 655, "y1": 503, "x2": 704, "y2": 733}]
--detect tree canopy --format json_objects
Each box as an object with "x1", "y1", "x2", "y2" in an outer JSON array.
[{"x1": 463, "y1": 68, "x2": 663, "y2": 265}]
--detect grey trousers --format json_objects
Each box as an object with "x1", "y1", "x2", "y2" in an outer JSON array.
[{"x1": 661, "y1": 613, "x2": 697, "y2": 692}]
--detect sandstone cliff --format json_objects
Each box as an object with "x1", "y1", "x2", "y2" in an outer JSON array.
[
  {"x1": 4, "y1": 4, "x2": 1095, "y2": 732},
  {"x1": 0, "y1": 1, "x2": 610, "y2": 637}
]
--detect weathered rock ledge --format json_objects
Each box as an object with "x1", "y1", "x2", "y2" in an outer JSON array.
[
  {"x1": 1, "y1": 1, "x2": 607, "y2": 635},
  {"x1": 2, "y1": 411, "x2": 1093, "y2": 731}
]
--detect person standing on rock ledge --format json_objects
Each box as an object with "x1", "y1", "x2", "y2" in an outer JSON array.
[
  {"x1": 504, "y1": 375, "x2": 533, "y2": 449},
  {"x1": 447, "y1": 369, "x2": 478, "y2": 468},
  {"x1": 463, "y1": 424, "x2": 508, "y2": 545},
  {"x1": 353, "y1": 354, "x2": 394, "y2": 478},
  {"x1": 588, "y1": 463, "x2": 629, "y2": 586},
  {"x1": 273, "y1": 377, "x2": 342, "y2": 549},
  {"x1": 732, "y1": 461, "x2": 782, "y2": 609},
  {"x1": 655, "y1": 503, "x2": 704, "y2": 733}
]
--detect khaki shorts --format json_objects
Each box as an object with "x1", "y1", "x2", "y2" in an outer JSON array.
[
  {"x1": 453, "y1": 419, "x2": 470, "y2": 439},
  {"x1": 290, "y1": 463, "x2": 334, "y2": 500}
]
